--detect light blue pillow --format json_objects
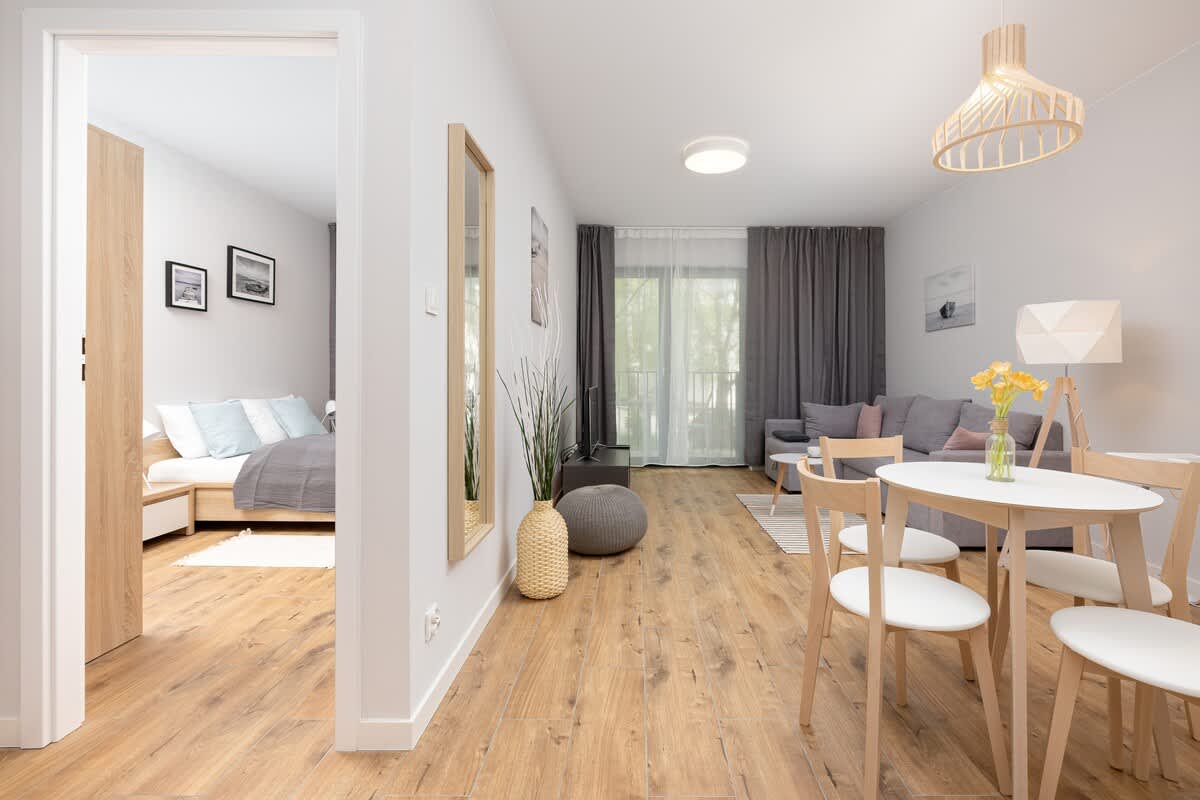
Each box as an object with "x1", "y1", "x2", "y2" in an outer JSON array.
[
  {"x1": 268, "y1": 396, "x2": 327, "y2": 438},
  {"x1": 188, "y1": 400, "x2": 262, "y2": 459}
]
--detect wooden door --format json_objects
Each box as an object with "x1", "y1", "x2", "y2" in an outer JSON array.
[{"x1": 85, "y1": 125, "x2": 144, "y2": 662}]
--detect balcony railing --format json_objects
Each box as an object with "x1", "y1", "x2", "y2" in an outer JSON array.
[{"x1": 615, "y1": 369, "x2": 740, "y2": 462}]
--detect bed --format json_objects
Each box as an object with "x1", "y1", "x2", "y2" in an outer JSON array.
[{"x1": 144, "y1": 436, "x2": 335, "y2": 524}]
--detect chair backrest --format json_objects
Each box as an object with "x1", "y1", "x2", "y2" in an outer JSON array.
[
  {"x1": 795, "y1": 457, "x2": 886, "y2": 617},
  {"x1": 820, "y1": 435, "x2": 902, "y2": 537},
  {"x1": 1074, "y1": 449, "x2": 1200, "y2": 602}
]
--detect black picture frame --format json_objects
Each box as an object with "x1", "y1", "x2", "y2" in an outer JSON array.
[
  {"x1": 164, "y1": 261, "x2": 208, "y2": 311},
  {"x1": 226, "y1": 245, "x2": 276, "y2": 305}
]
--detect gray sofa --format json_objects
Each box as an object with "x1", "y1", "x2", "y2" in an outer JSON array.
[{"x1": 764, "y1": 394, "x2": 1072, "y2": 548}]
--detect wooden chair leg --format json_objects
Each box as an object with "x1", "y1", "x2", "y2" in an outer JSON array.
[
  {"x1": 969, "y1": 626, "x2": 1012, "y2": 797},
  {"x1": 894, "y1": 631, "x2": 908, "y2": 707},
  {"x1": 1038, "y1": 647, "x2": 1084, "y2": 800},
  {"x1": 864, "y1": 613, "x2": 887, "y2": 800},
  {"x1": 1152, "y1": 690, "x2": 1180, "y2": 782},
  {"x1": 991, "y1": 573, "x2": 1011, "y2": 678},
  {"x1": 986, "y1": 525, "x2": 1000, "y2": 639},
  {"x1": 799, "y1": 576, "x2": 830, "y2": 727},
  {"x1": 1186, "y1": 702, "x2": 1200, "y2": 742},
  {"x1": 1132, "y1": 683, "x2": 1155, "y2": 781},
  {"x1": 944, "y1": 560, "x2": 977, "y2": 682},
  {"x1": 822, "y1": 538, "x2": 843, "y2": 638},
  {"x1": 1107, "y1": 677, "x2": 1124, "y2": 770}
]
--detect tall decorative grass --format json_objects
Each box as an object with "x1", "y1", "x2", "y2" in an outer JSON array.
[{"x1": 464, "y1": 392, "x2": 480, "y2": 502}]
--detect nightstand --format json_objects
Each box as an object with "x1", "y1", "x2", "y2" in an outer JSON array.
[{"x1": 142, "y1": 482, "x2": 195, "y2": 541}]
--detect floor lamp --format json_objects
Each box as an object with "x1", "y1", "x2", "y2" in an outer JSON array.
[{"x1": 1015, "y1": 300, "x2": 1122, "y2": 468}]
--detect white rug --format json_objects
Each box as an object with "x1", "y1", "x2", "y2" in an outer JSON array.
[
  {"x1": 174, "y1": 531, "x2": 334, "y2": 569},
  {"x1": 736, "y1": 494, "x2": 866, "y2": 555}
]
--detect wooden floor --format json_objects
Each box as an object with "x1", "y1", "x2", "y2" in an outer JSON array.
[{"x1": 3, "y1": 467, "x2": 1200, "y2": 799}]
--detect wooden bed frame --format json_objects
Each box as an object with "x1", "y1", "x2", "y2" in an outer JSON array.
[{"x1": 143, "y1": 437, "x2": 335, "y2": 524}]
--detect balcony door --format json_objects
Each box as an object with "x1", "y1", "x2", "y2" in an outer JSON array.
[{"x1": 614, "y1": 228, "x2": 746, "y2": 466}]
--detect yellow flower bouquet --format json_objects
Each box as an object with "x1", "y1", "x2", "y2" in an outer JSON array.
[{"x1": 970, "y1": 361, "x2": 1049, "y2": 482}]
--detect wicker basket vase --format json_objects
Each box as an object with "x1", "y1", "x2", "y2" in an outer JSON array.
[{"x1": 516, "y1": 500, "x2": 568, "y2": 600}]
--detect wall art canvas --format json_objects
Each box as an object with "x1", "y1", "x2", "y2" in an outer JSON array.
[
  {"x1": 165, "y1": 261, "x2": 207, "y2": 311},
  {"x1": 531, "y1": 206, "x2": 549, "y2": 325},
  {"x1": 924, "y1": 265, "x2": 975, "y2": 332},
  {"x1": 227, "y1": 245, "x2": 276, "y2": 305}
]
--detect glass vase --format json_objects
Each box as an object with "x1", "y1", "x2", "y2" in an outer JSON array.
[{"x1": 986, "y1": 417, "x2": 1016, "y2": 482}]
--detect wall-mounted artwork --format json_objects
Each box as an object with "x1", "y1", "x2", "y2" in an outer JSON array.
[
  {"x1": 165, "y1": 261, "x2": 207, "y2": 311},
  {"x1": 530, "y1": 207, "x2": 548, "y2": 325},
  {"x1": 925, "y1": 265, "x2": 975, "y2": 332},
  {"x1": 227, "y1": 245, "x2": 276, "y2": 305}
]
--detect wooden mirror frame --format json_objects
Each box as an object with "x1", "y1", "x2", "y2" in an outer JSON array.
[{"x1": 447, "y1": 123, "x2": 495, "y2": 560}]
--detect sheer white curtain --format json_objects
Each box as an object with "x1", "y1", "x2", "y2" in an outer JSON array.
[{"x1": 614, "y1": 227, "x2": 747, "y2": 466}]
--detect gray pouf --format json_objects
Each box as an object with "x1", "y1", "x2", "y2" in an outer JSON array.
[{"x1": 558, "y1": 484, "x2": 647, "y2": 555}]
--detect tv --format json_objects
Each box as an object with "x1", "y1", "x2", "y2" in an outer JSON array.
[{"x1": 579, "y1": 384, "x2": 599, "y2": 461}]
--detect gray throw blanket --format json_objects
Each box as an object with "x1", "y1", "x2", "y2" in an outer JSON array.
[{"x1": 233, "y1": 433, "x2": 335, "y2": 512}]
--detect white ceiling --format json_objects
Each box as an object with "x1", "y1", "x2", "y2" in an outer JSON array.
[
  {"x1": 88, "y1": 55, "x2": 336, "y2": 222},
  {"x1": 492, "y1": 0, "x2": 1200, "y2": 226}
]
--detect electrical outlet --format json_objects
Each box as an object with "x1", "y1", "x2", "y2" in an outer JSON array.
[{"x1": 424, "y1": 604, "x2": 442, "y2": 642}]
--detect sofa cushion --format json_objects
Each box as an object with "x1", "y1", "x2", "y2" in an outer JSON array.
[
  {"x1": 874, "y1": 395, "x2": 916, "y2": 437},
  {"x1": 944, "y1": 425, "x2": 988, "y2": 450},
  {"x1": 958, "y1": 401, "x2": 1044, "y2": 449},
  {"x1": 901, "y1": 395, "x2": 966, "y2": 454},
  {"x1": 857, "y1": 405, "x2": 883, "y2": 439},
  {"x1": 803, "y1": 401, "x2": 864, "y2": 439},
  {"x1": 771, "y1": 429, "x2": 809, "y2": 443},
  {"x1": 903, "y1": 448, "x2": 932, "y2": 463},
  {"x1": 841, "y1": 455, "x2": 893, "y2": 478}
]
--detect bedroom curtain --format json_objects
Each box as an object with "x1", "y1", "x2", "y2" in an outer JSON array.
[
  {"x1": 328, "y1": 222, "x2": 336, "y2": 401},
  {"x1": 743, "y1": 226, "x2": 886, "y2": 465},
  {"x1": 615, "y1": 227, "x2": 747, "y2": 466},
  {"x1": 576, "y1": 224, "x2": 616, "y2": 445}
]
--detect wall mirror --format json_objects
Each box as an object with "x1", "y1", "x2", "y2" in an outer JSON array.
[{"x1": 447, "y1": 123, "x2": 495, "y2": 560}]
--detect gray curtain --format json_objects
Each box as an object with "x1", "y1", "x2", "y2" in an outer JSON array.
[
  {"x1": 329, "y1": 222, "x2": 336, "y2": 400},
  {"x1": 744, "y1": 226, "x2": 886, "y2": 465},
  {"x1": 576, "y1": 224, "x2": 616, "y2": 444}
]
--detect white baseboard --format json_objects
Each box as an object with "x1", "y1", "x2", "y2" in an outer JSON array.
[
  {"x1": 353, "y1": 562, "x2": 516, "y2": 751},
  {"x1": 0, "y1": 716, "x2": 18, "y2": 747}
]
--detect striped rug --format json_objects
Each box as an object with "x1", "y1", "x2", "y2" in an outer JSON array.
[{"x1": 735, "y1": 494, "x2": 866, "y2": 555}]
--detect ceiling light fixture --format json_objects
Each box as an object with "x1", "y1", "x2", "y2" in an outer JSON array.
[
  {"x1": 933, "y1": 23, "x2": 1083, "y2": 173},
  {"x1": 683, "y1": 136, "x2": 749, "y2": 175}
]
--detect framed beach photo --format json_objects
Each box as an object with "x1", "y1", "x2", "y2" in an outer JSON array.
[
  {"x1": 165, "y1": 261, "x2": 207, "y2": 311},
  {"x1": 530, "y1": 206, "x2": 548, "y2": 325},
  {"x1": 924, "y1": 265, "x2": 975, "y2": 332},
  {"x1": 227, "y1": 245, "x2": 276, "y2": 305}
]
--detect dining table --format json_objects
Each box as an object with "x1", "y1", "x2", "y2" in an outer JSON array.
[{"x1": 875, "y1": 461, "x2": 1166, "y2": 800}]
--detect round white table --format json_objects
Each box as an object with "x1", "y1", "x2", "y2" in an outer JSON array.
[{"x1": 875, "y1": 462, "x2": 1164, "y2": 799}]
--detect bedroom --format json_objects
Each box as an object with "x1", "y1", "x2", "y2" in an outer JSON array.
[{"x1": 82, "y1": 53, "x2": 338, "y2": 677}]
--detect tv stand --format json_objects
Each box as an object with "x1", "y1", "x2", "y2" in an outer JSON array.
[{"x1": 562, "y1": 445, "x2": 630, "y2": 494}]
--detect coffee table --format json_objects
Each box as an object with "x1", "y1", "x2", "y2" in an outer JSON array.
[{"x1": 767, "y1": 452, "x2": 807, "y2": 516}]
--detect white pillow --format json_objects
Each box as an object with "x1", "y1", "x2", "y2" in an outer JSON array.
[
  {"x1": 241, "y1": 397, "x2": 291, "y2": 445},
  {"x1": 155, "y1": 404, "x2": 209, "y2": 459}
]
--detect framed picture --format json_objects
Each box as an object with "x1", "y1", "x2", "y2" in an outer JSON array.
[
  {"x1": 530, "y1": 207, "x2": 548, "y2": 325},
  {"x1": 165, "y1": 261, "x2": 207, "y2": 311},
  {"x1": 924, "y1": 265, "x2": 975, "y2": 332},
  {"x1": 227, "y1": 245, "x2": 276, "y2": 305}
]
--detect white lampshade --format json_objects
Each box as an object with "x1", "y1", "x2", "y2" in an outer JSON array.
[
  {"x1": 1015, "y1": 300, "x2": 1122, "y2": 365},
  {"x1": 142, "y1": 418, "x2": 160, "y2": 439}
]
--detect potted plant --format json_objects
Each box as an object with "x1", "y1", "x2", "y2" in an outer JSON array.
[
  {"x1": 464, "y1": 391, "x2": 480, "y2": 531},
  {"x1": 499, "y1": 289, "x2": 573, "y2": 599},
  {"x1": 970, "y1": 360, "x2": 1049, "y2": 482}
]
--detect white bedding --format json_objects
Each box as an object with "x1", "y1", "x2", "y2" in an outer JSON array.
[{"x1": 147, "y1": 454, "x2": 250, "y2": 484}]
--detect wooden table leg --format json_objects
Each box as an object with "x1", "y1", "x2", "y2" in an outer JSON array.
[
  {"x1": 1110, "y1": 513, "x2": 1179, "y2": 781},
  {"x1": 985, "y1": 525, "x2": 999, "y2": 640},
  {"x1": 1007, "y1": 510, "x2": 1029, "y2": 800},
  {"x1": 770, "y1": 460, "x2": 785, "y2": 516},
  {"x1": 882, "y1": 487, "x2": 909, "y2": 567}
]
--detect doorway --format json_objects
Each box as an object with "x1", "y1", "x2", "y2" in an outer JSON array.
[{"x1": 18, "y1": 11, "x2": 365, "y2": 752}]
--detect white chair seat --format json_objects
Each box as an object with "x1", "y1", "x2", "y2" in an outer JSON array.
[
  {"x1": 1025, "y1": 550, "x2": 1173, "y2": 607},
  {"x1": 1051, "y1": 606, "x2": 1200, "y2": 698},
  {"x1": 838, "y1": 524, "x2": 960, "y2": 565},
  {"x1": 830, "y1": 566, "x2": 990, "y2": 633}
]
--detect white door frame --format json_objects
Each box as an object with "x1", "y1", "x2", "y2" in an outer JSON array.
[{"x1": 19, "y1": 9, "x2": 365, "y2": 750}]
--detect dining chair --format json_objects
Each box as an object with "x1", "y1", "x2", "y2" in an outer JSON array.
[
  {"x1": 1039, "y1": 606, "x2": 1200, "y2": 797},
  {"x1": 795, "y1": 458, "x2": 1011, "y2": 800},
  {"x1": 991, "y1": 449, "x2": 1200, "y2": 770},
  {"x1": 819, "y1": 435, "x2": 976, "y2": 686}
]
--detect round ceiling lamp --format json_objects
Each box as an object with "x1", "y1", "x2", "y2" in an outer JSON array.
[
  {"x1": 933, "y1": 23, "x2": 1083, "y2": 173},
  {"x1": 683, "y1": 136, "x2": 749, "y2": 174}
]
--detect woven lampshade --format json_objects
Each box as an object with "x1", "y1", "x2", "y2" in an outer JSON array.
[{"x1": 933, "y1": 23, "x2": 1084, "y2": 173}]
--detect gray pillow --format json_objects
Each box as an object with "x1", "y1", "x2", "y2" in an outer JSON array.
[
  {"x1": 874, "y1": 394, "x2": 916, "y2": 437},
  {"x1": 901, "y1": 395, "x2": 966, "y2": 454},
  {"x1": 803, "y1": 401, "x2": 864, "y2": 439},
  {"x1": 958, "y1": 401, "x2": 1043, "y2": 449}
]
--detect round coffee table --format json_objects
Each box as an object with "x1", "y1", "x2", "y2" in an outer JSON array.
[{"x1": 767, "y1": 452, "x2": 807, "y2": 516}]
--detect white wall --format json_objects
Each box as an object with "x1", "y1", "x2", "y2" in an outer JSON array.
[
  {"x1": 886, "y1": 43, "x2": 1200, "y2": 594},
  {"x1": 88, "y1": 116, "x2": 331, "y2": 421},
  {"x1": 402, "y1": 0, "x2": 577, "y2": 729}
]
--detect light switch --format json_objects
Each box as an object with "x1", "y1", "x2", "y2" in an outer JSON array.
[{"x1": 425, "y1": 286, "x2": 439, "y2": 316}]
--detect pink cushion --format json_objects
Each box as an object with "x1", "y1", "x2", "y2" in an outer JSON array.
[
  {"x1": 943, "y1": 425, "x2": 988, "y2": 450},
  {"x1": 856, "y1": 404, "x2": 883, "y2": 439}
]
